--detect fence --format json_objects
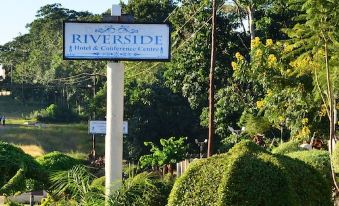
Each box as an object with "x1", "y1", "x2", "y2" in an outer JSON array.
[{"x1": 176, "y1": 159, "x2": 196, "y2": 177}]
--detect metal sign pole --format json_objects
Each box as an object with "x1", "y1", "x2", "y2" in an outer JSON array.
[{"x1": 92, "y1": 133, "x2": 96, "y2": 158}]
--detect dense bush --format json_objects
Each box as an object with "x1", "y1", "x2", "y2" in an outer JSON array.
[
  {"x1": 108, "y1": 172, "x2": 173, "y2": 206},
  {"x1": 36, "y1": 151, "x2": 85, "y2": 172},
  {"x1": 0, "y1": 141, "x2": 47, "y2": 195},
  {"x1": 332, "y1": 143, "x2": 339, "y2": 173},
  {"x1": 33, "y1": 104, "x2": 81, "y2": 123},
  {"x1": 271, "y1": 140, "x2": 306, "y2": 154},
  {"x1": 168, "y1": 141, "x2": 331, "y2": 206},
  {"x1": 45, "y1": 166, "x2": 173, "y2": 206},
  {"x1": 287, "y1": 150, "x2": 331, "y2": 184},
  {"x1": 90, "y1": 176, "x2": 105, "y2": 193},
  {"x1": 168, "y1": 155, "x2": 229, "y2": 205}
]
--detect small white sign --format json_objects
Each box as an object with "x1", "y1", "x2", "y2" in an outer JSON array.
[
  {"x1": 64, "y1": 22, "x2": 170, "y2": 61},
  {"x1": 89, "y1": 120, "x2": 128, "y2": 134}
]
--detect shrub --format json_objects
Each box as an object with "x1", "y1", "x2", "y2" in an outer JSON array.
[
  {"x1": 332, "y1": 143, "x2": 339, "y2": 173},
  {"x1": 36, "y1": 151, "x2": 85, "y2": 172},
  {"x1": 219, "y1": 133, "x2": 249, "y2": 153},
  {"x1": 168, "y1": 141, "x2": 332, "y2": 206},
  {"x1": 90, "y1": 176, "x2": 105, "y2": 193},
  {"x1": 34, "y1": 104, "x2": 80, "y2": 123},
  {"x1": 287, "y1": 150, "x2": 331, "y2": 184},
  {"x1": 271, "y1": 140, "x2": 306, "y2": 155},
  {"x1": 168, "y1": 155, "x2": 229, "y2": 206},
  {"x1": 0, "y1": 141, "x2": 47, "y2": 195},
  {"x1": 109, "y1": 172, "x2": 173, "y2": 206},
  {"x1": 47, "y1": 169, "x2": 172, "y2": 206},
  {"x1": 48, "y1": 165, "x2": 103, "y2": 205}
]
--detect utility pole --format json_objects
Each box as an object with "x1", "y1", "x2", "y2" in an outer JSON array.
[{"x1": 207, "y1": 0, "x2": 216, "y2": 157}]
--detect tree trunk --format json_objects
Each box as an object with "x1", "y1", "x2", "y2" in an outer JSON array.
[
  {"x1": 247, "y1": 5, "x2": 255, "y2": 42},
  {"x1": 324, "y1": 41, "x2": 339, "y2": 192},
  {"x1": 208, "y1": 0, "x2": 217, "y2": 157},
  {"x1": 163, "y1": 165, "x2": 168, "y2": 176},
  {"x1": 325, "y1": 41, "x2": 335, "y2": 148},
  {"x1": 168, "y1": 164, "x2": 174, "y2": 175}
]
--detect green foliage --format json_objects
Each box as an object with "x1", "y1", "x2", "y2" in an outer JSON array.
[
  {"x1": 0, "y1": 169, "x2": 25, "y2": 195},
  {"x1": 4, "y1": 200, "x2": 24, "y2": 206},
  {"x1": 109, "y1": 172, "x2": 173, "y2": 206},
  {"x1": 90, "y1": 176, "x2": 105, "y2": 193},
  {"x1": 332, "y1": 143, "x2": 339, "y2": 173},
  {"x1": 124, "y1": 77, "x2": 203, "y2": 161},
  {"x1": 122, "y1": 0, "x2": 176, "y2": 23},
  {"x1": 47, "y1": 167, "x2": 172, "y2": 206},
  {"x1": 43, "y1": 165, "x2": 104, "y2": 206},
  {"x1": 287, "y1": 150, "x2": 331, "y2": 184},
  {"x1": 0, "y1": 3, "x2": 102, "y2": 117},
  {"x1": 239, "y1": 111, "x2": 271, "y2": 135},
  {"x1": 36, "y1": 151, "x2": 85, "y2": 172},
  {"x1": 219, "y1": 133, "x2": 249, "y2": 153},
  {"x1": 34, "y1": 104, "x2": 81, "y2": 123},
  {"x1": 0, "y1": 141, "x2": 47, "y2": 195},
  {"x1": 271, "y1": 140, "x2": 305, "y2": 155},
  {"x1": 168, "y1": 141, "x2": 331, "y2": 206},
  {"x1": 168, "y1": 155, "x2": 229, "y2": 206},
  {"x1": 40, "y1": 194, "x2": 78, "y2": 206},
  {"x1": 49, "y1": 165, "x2": 96, "y2": 203},
  {"x1": 139, "y1": 137, "x2": 187, "y2": 168}
]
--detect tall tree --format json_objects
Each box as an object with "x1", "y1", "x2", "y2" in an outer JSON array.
[{"x1": 285, "y1": 0, "x2": 339, "y2": 144}]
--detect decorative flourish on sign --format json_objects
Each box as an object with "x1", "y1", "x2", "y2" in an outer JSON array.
[
  {"x1": 95, "y1": 25, "x2": 138, "y2": 34},
  {"x1": 90, "y1": 52, "x2": 141, "y2": 57}
]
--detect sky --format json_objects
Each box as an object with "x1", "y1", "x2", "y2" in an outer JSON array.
[{"x1": 0, "y1": 0, "x2": 127, "y2": 45}]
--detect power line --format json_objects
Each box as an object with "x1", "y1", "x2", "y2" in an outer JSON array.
[
  {"x1": 126, "y1": 1, "x2": 195, "y2": 71},
  {"x1": 51, "y1": 73, "x2": 92, "y2": 81},
  {"x1": 63, "y1": 77, "x2": 93, "y2": 85},
  {"x1": 126, "y1": 2, "x2": 226, "y2": 80}
]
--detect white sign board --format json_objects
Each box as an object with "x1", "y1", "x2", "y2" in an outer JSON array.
[
  {"x1": 89, "y1": 120, "x2": 128, "y2": 134},
  {"x1": 63, "y1": 22, "x2": 170, "y2": 61}
]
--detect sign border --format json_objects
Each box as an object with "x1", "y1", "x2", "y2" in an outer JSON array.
[{"x1": 63, "y1": 21, "x2": 171, "y2": 61}]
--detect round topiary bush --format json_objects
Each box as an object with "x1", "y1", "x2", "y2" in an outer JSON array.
[
  {"x1": 271, "y1": 140, "x2": 305, "y2": 155},
  {"x1": 0, "y1": 141, "x2": 47, "y2": 195},
  {"x1": 168, "y1": 141, "x2": 331, "y2": 206},
  {"x1": 36, "y1": 151, "x2": 85, "y2": 172}
]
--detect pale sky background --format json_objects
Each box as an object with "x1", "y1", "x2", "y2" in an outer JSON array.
[{"x1": 0, "y1": 0, "x2": 127, "y2": 45}]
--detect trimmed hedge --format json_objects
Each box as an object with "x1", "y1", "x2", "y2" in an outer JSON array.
[
  {"x1": 271, "y1": 140, "x2": 305, "y2": 155},
  {"x1": 168, "y1": 155, "x2": 229, "y2": 205},
  {"x1": 36, "y1": 151, "x2": 85, "y2": 172},
  {"x1": 168, "y1": 141, "x2": 331, "y2": 206},
  {"x1": 0, "y1": 141, "x2": 47, "y2": 195},
  {"x1": 287, "y1": 150, "x2": 331, "y2": 184}
]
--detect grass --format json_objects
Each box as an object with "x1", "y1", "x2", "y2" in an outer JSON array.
[
  {"x1": 17, "y1": 144, "x2": 46, "y2": 157},
  {"x1": 0, "y1": 95, "x2": 104, "y2": 156},
  {"x1": 0, "y1": 123, "x2": 105, "y2": 155}
]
